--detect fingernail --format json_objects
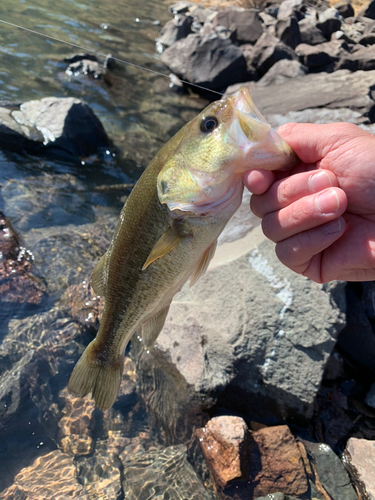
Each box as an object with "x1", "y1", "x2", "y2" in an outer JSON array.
[
  {"x1": 323, "y1": 218, "x2": 342, "y2": 235},
  {"x1": 309, "y1": 171, "x2": 333, "y2": 192},
  {"x1": 316, "y1": 189, "x2": 340, "y2": 214}
]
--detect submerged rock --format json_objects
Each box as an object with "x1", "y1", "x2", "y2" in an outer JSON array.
[
  {"x1": 0, "y1": 97, "x2": 110, "y2": 160},
  {"x1": 122, "y1": 444, "x2": 214, "y2": 500}
]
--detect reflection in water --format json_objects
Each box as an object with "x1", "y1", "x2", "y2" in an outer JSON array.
[{"x1": 0, "y1": 0, "x2": 217, "y2": 497}]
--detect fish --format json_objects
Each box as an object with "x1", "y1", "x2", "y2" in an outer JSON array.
[{"x1": 68, "y1": 87, "x2": 299, "y2": 411}]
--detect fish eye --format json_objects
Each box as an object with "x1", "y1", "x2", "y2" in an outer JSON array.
[{"x1": 200, "y1": 116, "x2": 218, "y2": 133}]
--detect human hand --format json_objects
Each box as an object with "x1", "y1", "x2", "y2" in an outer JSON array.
[{"x1": 244, "y1": 122, "x2": 375, "y2": 283}]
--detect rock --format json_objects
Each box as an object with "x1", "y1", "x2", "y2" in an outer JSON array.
[
  {"x1": 295, "y1": 40, "x2": 348, "y2": 69},
  {"x1": 161, "y1": 33, "x2": 247, "y2": 93},
  {"x1": 254, "y1": 495, "x2": 299, "y2": 500},
  {"x1": 157, "y1": 14, "x2": 192, "y2": 49},
  {"x1": 359, "y1": 0, "x2": 375, "y2": 19},
  {"x1": 365, "y1": 382, "x2": 375, "y2": 408},
  {"x1": 212, "y1": 8, "x2": 263, "y2": 45},
  {"x1": 336, "y1": 44, "x2": 375, "y2": 70},
  {"x1": 361, "y1": 281, "x2": 375, "y2": 320},
  {"x1": 76, "y1": 449, "x2": 122, "y2": 500},
  {"x1": 335, "y1": 2, "x2": 355, "y2": 18},
  {"x1": 276, "y1": 16, "x2": 301, "y2": 49},
  {"x1": 58, "y1": 390, "x2": 96, "y2": 456},
  {"x1": 0, "y1": 210, "x2": 46, "y2": 307},
  {"x1": 257, "y1": 59, "x2": 308, "y2": 87},
  {"x1": 1, "y1": 173, "x2": 94, "y2": 232},
  {"x1": 62, "y1": 281, "x2": 104, "y2": 332},
  {"x1": 298, "y1": 18, "x2": 328, "y2": 45},
  {"x1": 196, "y1": 416, "x2": 249, "y2": 488},
  {"x1": 359, "y1": 32, "x2": 375, "y2": 44},
  {"x1": 266, "y1": 107, "x2": 366, "y2": 129},
  {"x1": 0, "y1": 97, "x2": 110, "y2": 159},
  {"x1": 248, "y1": 426, "x2": 308, "y2": 498},
  {"x1": 168, "y1": 1, "x2": 194, "y2": 15},
  {"x1": 277, "y1": 0, "x2": 305, "y2": 20},
  {"x1": 65, "y1": 54, "x2": 107, "y2": 79},
  {"x1": 11, "y1": 450, "x2": 89, "y2": 499},
  {"x1": 0, "y1": 485, "x2": 27, "y2": 499},
  {"x1": 149, "y1": 229, "x2": 345, "y2": 424},
  {"x1": 337, "y1": 285, "x2": 375, "y2": 372},
  {"x1": 344, "y1": 437, "x2": 375, "y2": 499},
  {"x1": 122, "y1": 445, "x2": 214, "y2": 500},
  {"x1": 303, "y1": 440, "x2": 358, "y2": 499},
  {"x1": 316, "y1": 7, "x2": 342, "y2": 39},
  {"x1": 226, "y1": 70, "x2": 375, "y2": 122},
  {"x1": 249, "y1": 33, "x2": 298, "y2": 76}
]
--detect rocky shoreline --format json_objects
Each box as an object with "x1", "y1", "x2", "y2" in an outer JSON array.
[{"x1": 0, "y1": 0, "x2": 375, "y2": 498}]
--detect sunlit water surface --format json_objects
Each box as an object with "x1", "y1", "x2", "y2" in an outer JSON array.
[{"x1": 0, "y1": 0, "x2": 215, "y2": 497}]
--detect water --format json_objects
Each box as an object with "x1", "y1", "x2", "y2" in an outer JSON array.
[{"x1": 0, "y1": 1, "x2": 216, "y2": 498}]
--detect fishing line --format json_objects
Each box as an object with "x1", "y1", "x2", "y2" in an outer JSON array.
[{"x1": 0, "y1": 18, "x2": 224, "y2": 96}]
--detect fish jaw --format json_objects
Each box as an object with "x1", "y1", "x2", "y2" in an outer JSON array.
[{"x1": 229, "y1": 87, "x2": 300, "y2": 172}]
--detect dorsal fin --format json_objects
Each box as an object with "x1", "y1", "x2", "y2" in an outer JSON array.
[
  {"x1": 190, "y1": 240, "x2": 217, "y2": 287},
  {"x1": 142, "y1": 226, "x2": 188, "y2": 270},
  {"x1": 90, "y1": 253, "x2": 107, "y2": 297}
]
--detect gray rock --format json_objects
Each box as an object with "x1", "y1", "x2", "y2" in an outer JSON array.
[
  {"x1": 336, "y1": 44, "x2": 375, "y2": 71},
  {"x1": 316, "y1": 7, "x2": 342, "y2": 39},
  {"x1": 276, "y1": 16, "x2": 301, "y2": 49},
  {"x1": 337, "y1": 285, "x2": 375, "y2": 372},
  {"x1": 250, "y1": 32, "x2": 298, "y2": 76},
  {"x1": 359, "y1": 0, "x2": 375, "y2": 19},
  {"x1": 257, "y1": 59, "x2": 308, "y2": 87},
  {"x1": 150, "y1": 229, "x2": 345, "y2": 423},
  {"x1": 298, "y1": 18, "x2": 328, "y2": 45},
  {"x1": 161, "y1": 33, "x2": 247, "y2": 92},
  {"x1": 226, "y1": 70, "x2": 375, "y2": 121},
  {"x1": 157, "y1": 14, "x2": 193, "y2": 49},
  {"x1": 168, "y1": 1, "x2": 194, "y2": 15},
  {"x1": 212, "y1": 8, "x2": 263, "y2": 45},
  {"x1": 365, "y1": 382, "x2": 375, "y2": 408},
  {"x1": 344, "y1": 438, "x2": 375, "y2": 499},
  {"x1": 277, "y1": 0, "x2": 304, "y2": 20},
  {"x1": 266, "y1": 107, "x2": 366, "y2": 129},
  {"x1": 122, "y1": 445, "x2": 214, "y2": 500},
  {"x1": 303, "y1": 441, "x2": 358, "y2": 500},
  {"x1": 0, "y1": 97, "x2": 110, "y2": 159},
  {"x1": 336, "y1": 2, "x2": 355, "y2": 18},
  {"x1": 295, "y1": 40, "x2": 348, "y2": 68}
]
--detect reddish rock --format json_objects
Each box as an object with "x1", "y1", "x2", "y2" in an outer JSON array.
[
  {"x1": 63, "y1": 280, "x2": 104, "y2": 330},
  {"x1": 196, "y1": 416, "x2": 249, "y2": 488},
  {"x1": 344, "y1": 437, "x2": 375, "y2": 499},
  {"x1": 0, "y1": 210, "x2": 46, "y2": 305},
  {"x1": 249, "y1": 425, "x2": 308, "y2": 498}
]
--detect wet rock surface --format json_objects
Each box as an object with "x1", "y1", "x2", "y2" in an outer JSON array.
[{"x1": 0, "y1": 97, "x2": 110, "y2": 160}]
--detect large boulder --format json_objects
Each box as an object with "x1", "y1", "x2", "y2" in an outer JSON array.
[
  {"x1": 295, "y1": 40, "x2": 349, "y2": 69},
  {"x1": 0, "y1": 97, "x2": 110, "y2": 159},
  {"x1": 257, "y1": 59, "x2": 308, "y2": 87},
  {"x1": 226, "y1": 69, "x2": 375, "y2": 121},
  {"x1": 161, "y1": 33, "x2": 247, "y2": 92},
  {"x1": 157, "y1": 14, "x2": 193, "y2": 49},
  {"x1": 249, "y1": 32, "x2": 298, "y2": 76},
  {"x1": 212, "y1": 8, "x2": 263, "y2": 45},
  {"x1": 138, "y1": 222, "x2": 345, "y2": 424}
]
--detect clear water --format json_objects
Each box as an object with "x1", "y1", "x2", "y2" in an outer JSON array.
[{"x1": 0, "y1": 1, "x2": 215, "y2": 498}]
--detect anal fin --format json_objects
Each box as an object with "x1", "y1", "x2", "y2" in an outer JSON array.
[
  {"x1": 141, "y1": 305, "x2": 170, "y2": 349},
  {"x1": 142, "y1": 227, "x2": 188, "y2": 270},
  {"x1": 91, "y1": 253, "x2": 107, "y2": 297},
  {"x1": 190, "y1": 240, "x2": 217, "y2": 286}
]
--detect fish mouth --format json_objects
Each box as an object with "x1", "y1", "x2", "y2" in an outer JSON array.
[{"x1": 230, "y1": 87, "x2": 300, "y2": 172}]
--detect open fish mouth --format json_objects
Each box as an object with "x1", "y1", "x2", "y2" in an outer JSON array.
[{"x1": 230, "y1": 87, "x2": 300, "y2": 172}]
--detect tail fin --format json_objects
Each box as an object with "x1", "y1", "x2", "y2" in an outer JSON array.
[{"x1": 68, "y1": 341, "x2": 124, "y2": 411}]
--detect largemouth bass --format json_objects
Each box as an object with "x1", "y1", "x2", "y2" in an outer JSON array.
[{"x1": 68, "y1": 87, "x2": 299, "y2": 410}]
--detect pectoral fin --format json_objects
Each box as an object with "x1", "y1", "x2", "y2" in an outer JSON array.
[
  {"x1": 141, "y1": 305, "x2": 170, "y2": 349},
  {"x1": 142, "y1": 227, "x2": 187, "y2": 270},
  {"x1": 91, "y1": 253, "x2": 107, "y2": 297},
  {"x1": 190, "y1": 240, "x2": 217, "y2": 286}
]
